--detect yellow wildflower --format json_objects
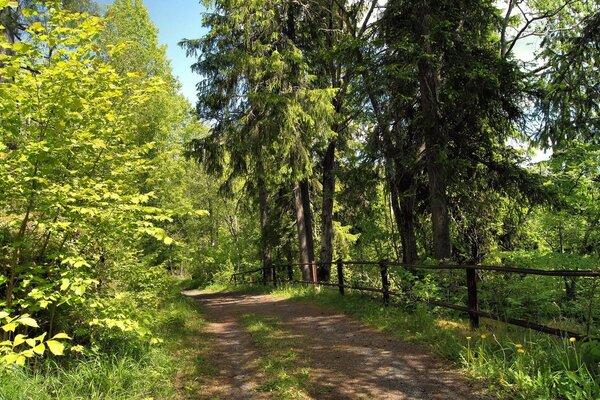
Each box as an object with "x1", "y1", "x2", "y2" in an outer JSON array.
[
  {"x1": 517, "y1": 349, "x2": 525, "y2": 353},
  {"x1": 569, "y1": 337, "x2": 577, "y2": 343},
  {"x1": 515, "y1": 344, "x2": 523, "y2": 349},
  {"x1": 466, "y1": 336, "x2": 472, "y2": 340},
  {"x1": 480, "y1": 334, "x2": 487, "y2": 339}
]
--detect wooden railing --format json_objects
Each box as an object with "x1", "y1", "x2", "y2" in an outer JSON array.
[{"x1": 230, "y1": 260, "x2": 600, "y2": 339}]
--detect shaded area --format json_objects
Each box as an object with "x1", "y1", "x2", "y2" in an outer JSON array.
[{"x1": 185, "y1": 290, "x2": 490, "y2": 400}]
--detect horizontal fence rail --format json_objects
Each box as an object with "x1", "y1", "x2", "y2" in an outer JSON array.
[{"x1": 229, "y1": 260, "x2": 600, "y2": 340}]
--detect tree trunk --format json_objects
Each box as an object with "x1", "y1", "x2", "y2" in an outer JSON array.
[
  {"x1": 300, "y1": 179, "x2": 315, "y2": 264},
  {"x1": 318, "y1": 140, "x2": 336, "y2": 281},
  {"x1": 294, "y1": 182, "x2": 313, "y2": 280},
  {"x1": 558, "y1": 225, "x2": 577, "y2": 300},
  {"x1": 417, "y1": 6, "x2": 451, "y2": 260},
  {"x1": 390, "y1": 174, "x2": 418, "y2": 265},
  {"x1": 258, "y1": 176, "x2": 273, "y2": 283}
]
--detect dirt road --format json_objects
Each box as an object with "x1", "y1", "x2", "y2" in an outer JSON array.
[{"x1": 184, "y1": 290, "x2": 489, "y2": 400}]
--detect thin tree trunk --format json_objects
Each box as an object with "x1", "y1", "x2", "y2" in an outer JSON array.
[
  {"x1": 294, "y1": 182, "x2": 312, "y2": 280},
  {"x1": 384, "y1": 183, "x2": 402, "y2": 262},
  {"x1": 258, "y1": 175, "x2": 273, "y2": 283},
  {"x1": 300, "y1": 179, "x2": 315, "y2": 265},
  {"x1": 318, "y1": 140, "x2": 336, "y2": 281}
]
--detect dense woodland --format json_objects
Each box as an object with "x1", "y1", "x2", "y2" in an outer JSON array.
[{"x1": 0, "y1": 0, "x2": 599, "y2": 399}]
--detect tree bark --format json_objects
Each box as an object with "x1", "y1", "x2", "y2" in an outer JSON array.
[
  {"x1": 318, "y1": 140, "x2": 336, "y2": 281},
  {"x1": 417, "y1": 5, "x2": 451, "y2": 260},
  {"x1": 389, "y1": 173, "x2": 418, "y2": 264},
  {"x1": 395, "y1": 170, "x2": 419, "y2": 264},
  {"x1": 300, "y1": 179, "x2": 315, "y2": 264},
  {"x1": 294, "y1": 181, "x2": 313, "y2": 280},
  {"x1": 258, "y1": 175, "x2": 273, "y2": 283}
]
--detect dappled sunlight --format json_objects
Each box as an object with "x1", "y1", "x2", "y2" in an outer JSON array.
[{"x1": 190, "y1": 290, "x2": 486, "y2": 399}]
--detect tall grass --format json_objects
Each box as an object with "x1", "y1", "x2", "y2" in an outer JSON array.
[
  {"x1": 0, "y1": 351, "x2": 174, "y2": 400},
  {"x1": 0, "y1": 293, "x2": 206, "y2": 400}
]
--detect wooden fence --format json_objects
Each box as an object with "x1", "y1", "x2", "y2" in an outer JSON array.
[{"x1": 230, "y1": 260, "x2": 600, "y2": 339}]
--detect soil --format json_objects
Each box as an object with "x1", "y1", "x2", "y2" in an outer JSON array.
[{"x1": 183, "y1": 290, "x2": 492, "y2": 400}]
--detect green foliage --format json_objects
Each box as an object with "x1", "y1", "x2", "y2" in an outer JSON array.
[
  {"x1": 0, "y1": 294, "x2": 208, "y2": 400},
  {"x1": 0, "y1": 0, "x2": 208, "y2": 371}
]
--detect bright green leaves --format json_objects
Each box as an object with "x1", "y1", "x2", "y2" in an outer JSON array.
[
  {"x1": 0, "y1": 3, "x2": 179, "y2": 369},
  {"x1": 139, "y1": 227, "x2": 176, "y2": 246},
  {"x1": 0, "y1": 314, "x2": 71, "y2": 366},
  {"x1": 16, "y1": 317, "x2": 38, "y2": 328},
  {"x1": 45, "y1": 341, "x2": 64, "y2": 356},
  {"x1": 0, "y1": 1, "x2": 18, "y2": 9},
  {"x1": 1, "y1": 314, "x2": 39, "y2": 332}
]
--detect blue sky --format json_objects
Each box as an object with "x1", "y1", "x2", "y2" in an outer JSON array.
[{"x1": 98, "y1": 0, "x2": 207, "y2": 104}]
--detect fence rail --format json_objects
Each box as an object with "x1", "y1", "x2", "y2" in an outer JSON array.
[{"x1": 229, "y1": 259, "x2": 600, "y2": 340}]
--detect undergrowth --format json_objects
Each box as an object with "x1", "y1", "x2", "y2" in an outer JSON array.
[{"x1": 0, "y1": 290, "x2": 208, "y2": 400}]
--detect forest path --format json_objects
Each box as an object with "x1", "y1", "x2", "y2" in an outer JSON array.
[{"x1": 184, "y1": 290, "x2": 489, "y2": 400}]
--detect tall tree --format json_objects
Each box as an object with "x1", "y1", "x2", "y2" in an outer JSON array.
[
  {"x1": 300, "y1": 0, "x2": 378, "y2": 279},
  {"x1": 182, "y1": 0, "x2": 334, "y2": 281},
  {"x1": 378, "y1": 0, "x2": 524, "y2": 261}
]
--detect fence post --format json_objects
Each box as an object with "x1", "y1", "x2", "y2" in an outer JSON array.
[
  {"x1": 466, "y1": 267, "x2": 479, "y2": 329},
  {"x1": 312, "y1": 261, "x2": 318, "y2": 287},
  {"x1": 287, "y1": 264, "x2": 293, "y2": 284},
  {"x1": 272, "y1": 265, "x2": 277, "y2": 288},
  {"x1": 337, "y1": 258, "x2": 345, "y2": 295},
  {"x1": 379, "y1": 260, "x2": 390, "y2": 306},
  {"x1": 233, "y1": 274, "x2": 237, "y2": 286}
]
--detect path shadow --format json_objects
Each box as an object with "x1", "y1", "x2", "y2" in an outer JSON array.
[{"x1": 186, "y1": 290, "x2": 490, "y2": 400}]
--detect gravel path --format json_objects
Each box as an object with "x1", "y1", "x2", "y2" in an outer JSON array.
[{"x1": 184, "y1": 290, "x2": 490, "y2": 400}]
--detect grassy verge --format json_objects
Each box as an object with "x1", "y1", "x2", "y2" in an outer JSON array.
[
  {"x1": 0, "y1": 293, "x2": 212, "y2": 400},
  {"x1": 240, "y1": 313, "x2": 313, "y2": 399},
  {"x1": 213, "y1": 283, "x2": 599, "y2": 400}
]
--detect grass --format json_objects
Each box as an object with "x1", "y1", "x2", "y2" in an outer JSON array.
[
  {"x1": 240, "y1": 313, "x2": 313, "y2": 399},
  {"x1": 220, "y1": 283, "x2": 600, "y2": 400},
  {"x1": 0, "y1": 294, "x2": 212, "y2": 400}
]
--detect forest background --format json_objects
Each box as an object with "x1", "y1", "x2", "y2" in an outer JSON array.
[{"x1": 0, "y1": 0, "x2": 598, "y2": 399}]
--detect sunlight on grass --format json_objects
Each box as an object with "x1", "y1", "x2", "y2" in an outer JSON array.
[
  {"x1": 240, "y1": 313, "x2": 313, "y2": 400},
  {"x1": 0, "y1": 295, "x2": 211, "y2": 400}
]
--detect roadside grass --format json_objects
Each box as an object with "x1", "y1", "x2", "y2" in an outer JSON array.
[
  {"x1": 0, "y1": 293, "x2": 212, "y2": 400},
  {"x1": 215, "y1": 283, "x2": 600, "y2": 400},
  {"x1": 240, "y1": 313, "x2": 313, "y2": 399}
]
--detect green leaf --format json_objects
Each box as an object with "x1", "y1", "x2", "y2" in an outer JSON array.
[
  {"x1": 60, "y1": 279, "x2": 70, "y2": 291},
  {"x1": 18, "y1": 317, "x2": 39, "y2": 328},
  {"x1": 46, "y1": 340, "x2": 64, "y2": 356},
  {"x1": 13, "y1": 334, "x2": 26, "y2": 347},
  {"x1": 2, "y1": 353, "x2": 19, "y2": 364},
  {"x1": 52, "y1": 333, "x2": 71, "y2": 340},
  {"x1": 32, "y1": 343, "x2": 45, "y2": 355},
  {"x1": 2, "y1": 322, "x2": 17, "y2": 332}
]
